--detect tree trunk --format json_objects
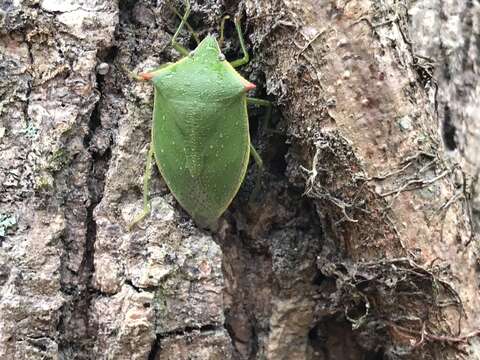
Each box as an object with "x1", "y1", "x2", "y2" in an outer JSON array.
[{"x1": 0, "y1": 0, "x2": 478, "y2": 359}]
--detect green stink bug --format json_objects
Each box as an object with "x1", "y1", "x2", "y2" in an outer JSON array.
[{"x1": 129, "y1": 0, "x2": 270, "y2": 230}]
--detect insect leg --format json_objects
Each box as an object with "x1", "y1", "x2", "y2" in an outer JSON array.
[
  {"x1": 218, "y1": 15, "x2": 230, "y2": 49},
  {"x1": 249, "y1": 144, "x2": 264, "y2": 201},
  {"x1": 249, "y1": 144, "x2": 264, "y2": 169},
  {"x1": 230, "y1": 16, "x2": 250, "y2": 68},
  {"x1": 167, "y1": 0, "x2": 199, "y2": 45},
  {"x1": 123, "y1": 63, "x2": 172, "y2": 82},
  {"x1": 247, "y1": 97, "x2": 273, "y2": 135},
  {"x1": 144, "y1": 63, "x2": 172, "y2": 73},
  {"x1": 171, "y1": 0, "x2": 192, "y2": 56},
  {"x1": 246, "y1": 99, "x2": 271, "y2": 161},
  {"x1": 129, "y1": 144, "x2": 155, "y2": 230},
  {"x1": 121, "y1": 64, "x2": 146, "y2": 81},
  {"x1": 247, "y1": 98, "x2": 271, "y2": 120}
]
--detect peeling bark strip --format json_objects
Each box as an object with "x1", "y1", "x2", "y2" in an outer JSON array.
[{"x1": 1, "y1": 0, "x2": 479, "y2": 359}]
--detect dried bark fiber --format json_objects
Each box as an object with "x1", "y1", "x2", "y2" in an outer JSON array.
[{"x1": 0, "y1": 0, "x2": 479, "y2": 360}]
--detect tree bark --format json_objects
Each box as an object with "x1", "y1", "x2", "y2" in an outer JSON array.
[{"x1": 0, "y1": 0, "x2": 479, "y2": 359}]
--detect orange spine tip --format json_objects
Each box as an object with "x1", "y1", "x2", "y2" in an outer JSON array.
[
  {"x1": 245, "y1": 82, "x2": 256, "y2": 91},
  {"x1": 139, "y1": 72, "x2": 154, "y2": 81}
]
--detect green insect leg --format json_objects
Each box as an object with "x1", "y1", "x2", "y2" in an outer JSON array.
[
  {"x1": 249, "y1": 144, "x2": 264, "y2": 201},
  {"x1": 247, "y1": 97, "x2": 271, "y2": 120},
  {"x1": 124, "y1": 62, "x2": 173, "y2": 82},
  {"x1": 249, "y1": 144, "x2": 264, "y2": 169},
  {"x1": 246, "y1": 98, "x2": 272, "y2": 200},
  {"x1": 218, "y1": 15, "x2": 230, "y2": 48},
  {"x1": 171, "y1": 0, "x2": 192, "y2": 56},
  {"x1": 247, "y1": 97, "x2": 272, "y2": 134},
  {"x1": 129, "y1": 144, "x2": 155, "y2": 230},
  {"x1": 247, "y1": 97, "x2": 271, "y2": 168},
  {"x1": 230, "y1": 17, "x2": 250, "y2": 68},
  {"x1": 122, "y1": 65, "x2": 146, "y2": 81},
  {"x1": 167, "y1": 0, "x2": 199, "y2": 45}
]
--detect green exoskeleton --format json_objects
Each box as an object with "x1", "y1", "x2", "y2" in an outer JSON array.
[{"x1": 130, "y1": 0, "x2": 270, "y2": 230}]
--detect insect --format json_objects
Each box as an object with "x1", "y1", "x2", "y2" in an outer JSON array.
[{"x1": 129, "y1": 0, "x2": 270, "y2": 230}]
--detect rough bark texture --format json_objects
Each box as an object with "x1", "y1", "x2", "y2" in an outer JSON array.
[{"x1": 1, "y1": 0, "x2": 479, "y2": 359}]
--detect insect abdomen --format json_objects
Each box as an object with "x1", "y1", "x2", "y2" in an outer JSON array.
[{"x1": 152, "y1": 92, "x2": 249, "y2": 227}]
